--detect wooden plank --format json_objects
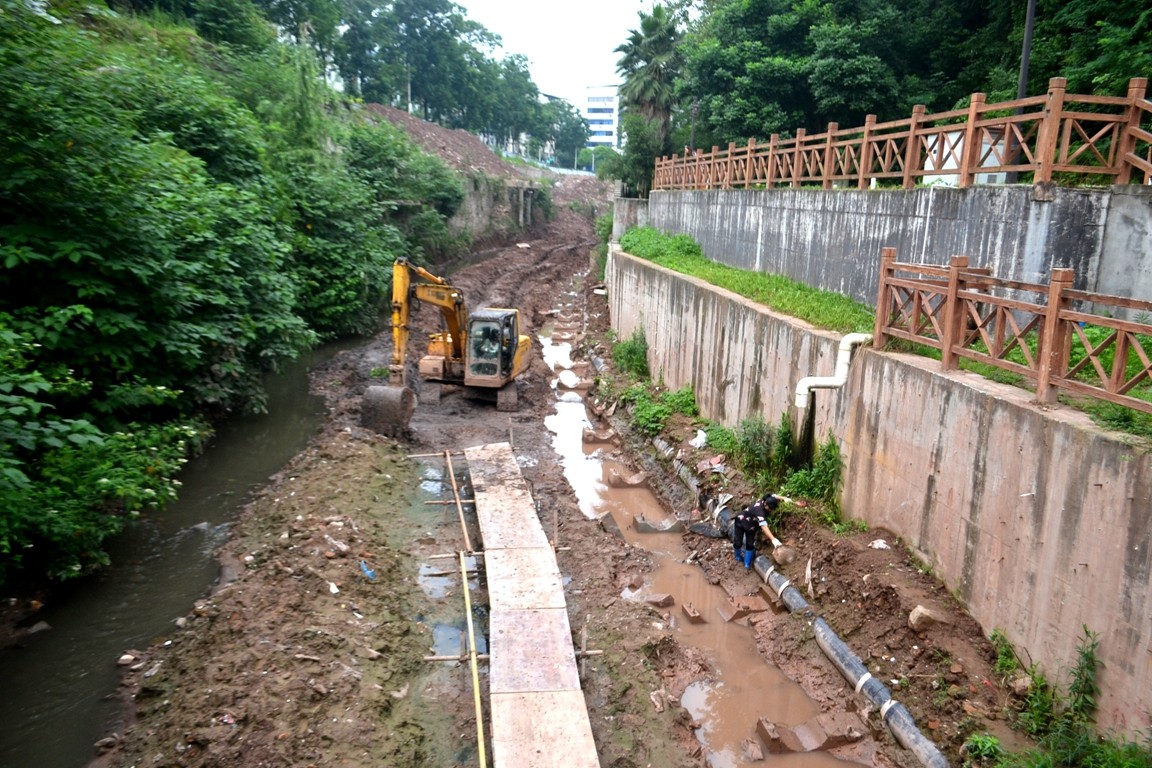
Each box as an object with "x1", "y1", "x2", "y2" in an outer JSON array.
[
  {"x1": 490, "y1": 690, "x2": 599, "y2": 768},
  {"x1": 485, "y1": 549, "x2": 566, "y2": 611},
  {"x1": 489, "y1": 608, "x2": 580, "y2": 693}
]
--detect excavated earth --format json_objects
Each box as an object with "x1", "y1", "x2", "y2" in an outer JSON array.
[{"x1": 83, "y1": 114, "x2": 1034, "y2": 768}]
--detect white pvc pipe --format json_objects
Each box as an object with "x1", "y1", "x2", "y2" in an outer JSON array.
[{"x1": 794, "y1": 333, "x2": 873, "y2": 409}]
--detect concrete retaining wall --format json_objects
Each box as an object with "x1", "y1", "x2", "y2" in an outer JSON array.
[
  {"x1": 645, "y1": 185, "x2": 1152, "y2": 312},
  {"x1": 607, "y1": 248, "x2": 1152, "y2": 735}
]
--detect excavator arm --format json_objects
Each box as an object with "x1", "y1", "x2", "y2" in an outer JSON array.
[{"x1": 390, "y1": 257, "x2": 468, "y2": 384}]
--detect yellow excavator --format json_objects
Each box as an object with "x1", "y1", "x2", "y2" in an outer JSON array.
[{"x1": 367, "y1": 257, "x2": 531, "y2": 432}]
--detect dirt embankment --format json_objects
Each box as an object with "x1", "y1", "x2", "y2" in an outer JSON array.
[{"x1": 86, "y1": 113, "x2": 1031, "y2": 768}]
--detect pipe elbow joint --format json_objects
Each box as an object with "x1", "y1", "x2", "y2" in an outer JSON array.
[{"x1": 794, "y1": 333, "x2": 873, "y2": 410}]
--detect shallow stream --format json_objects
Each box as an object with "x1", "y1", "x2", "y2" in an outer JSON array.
[{"x1": 0, "y1": 346, "x2": 341, "y2": 768}]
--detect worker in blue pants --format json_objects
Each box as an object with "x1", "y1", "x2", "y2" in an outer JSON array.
[{"x1": 731, "y1": 493, "x2": 785, "y2": 569}]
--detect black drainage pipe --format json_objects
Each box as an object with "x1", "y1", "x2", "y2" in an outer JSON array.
[{"x1": 704, "y1": 507, "x2": 949, "y2": 768}]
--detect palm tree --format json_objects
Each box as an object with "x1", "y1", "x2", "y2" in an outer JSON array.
[{"x1": 614, "y1": 4, "x2": 680, "y2": 153}]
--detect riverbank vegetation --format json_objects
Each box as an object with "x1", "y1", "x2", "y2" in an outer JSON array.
[{"x1": 0, "y1": 0, "x2": 577, "y2": 588}]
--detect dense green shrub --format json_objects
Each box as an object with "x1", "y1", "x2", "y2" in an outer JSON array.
[
  {"x1": 345, "y1": 119, "x2": 466, "y2": 260},
  {"x1": 734, "y1": 417, "x2": 776, "y2": 477},
  {"x1": 621, "y1": 384, "x2": 672, "y2": 436},
  {"x1": 782, "y1": 431, "x2": 842, "y2": 507},
  {"x1": 998, "y1": 628, "x2": 1152, "y2": 768},
  {"x1": 0, "y1": 319, "x2": 208, "y2": 584},
  {"x1": 0, "y1": 0, "x2": 471, "y2": 585},
  {"x1": 703, "y1": 422, "x2": 738, "y2": 456},
  {"x1": 664, "y1": 386, "x2": 698, "y2": 416},
  {"x1": 612, "y1": 328, "x2": 651, "y2": 380}
]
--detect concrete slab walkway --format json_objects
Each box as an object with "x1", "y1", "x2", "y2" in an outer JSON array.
[{"x1": 464, "y1": 442, "x2": 599, "y2": 768}]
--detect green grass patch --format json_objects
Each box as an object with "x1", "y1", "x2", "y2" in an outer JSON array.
[
  {"x1": 622, "y1": 228, "x2": 1152, "y2": 440},
  {"x1": 619, "y1": 227, "x2": 873, "y2": 333}
]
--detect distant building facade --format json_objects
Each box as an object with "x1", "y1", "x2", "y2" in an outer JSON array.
[{"x1": 581, "y1": 85, "x2": 620, "y2": 149}]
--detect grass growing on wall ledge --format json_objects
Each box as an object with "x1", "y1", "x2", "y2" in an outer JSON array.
[
  {"x1": 618, "y1": 228, "x2": 874, "y2": 333},
  {"x1": 618, "y1": 228, "x2": 1152, "y2": 442}
]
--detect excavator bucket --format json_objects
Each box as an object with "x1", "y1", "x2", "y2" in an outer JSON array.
[{"x1": 361, "y1": 384, "x2": 416, "y2": 437}]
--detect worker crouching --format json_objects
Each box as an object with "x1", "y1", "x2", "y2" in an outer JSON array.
[{"x1": 731, "y1": 493, "x2": 784, "y2": 570}]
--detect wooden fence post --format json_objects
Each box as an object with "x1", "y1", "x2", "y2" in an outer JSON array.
[
  {"x1": 873, "y1": 247, "x2": 898, "y2": 346},
  {"x1": 822, "y1": 123, "x2": 838, "y2": 189},
  {"x1": 724, "y1": 142, "x2": 737, "y2": 189},
  {"x1": 743, "y1": 138, "x2": 757, "y2": 189},
  {"x1": 1035, "y1": 77, "x2": 1067, "y2": 184},
  {"x1": 941, "y1": 255, "x2": 971, "y2": 371},
  {"x1": 1115, "y1": 77, "x2": 1149, "y2": 185},
  {"x1": 708, "y1": 146, "x2": 719, "y2": 189},
  {"x1": 764, "y1": 135, "x2": 776, "y2": 188},
  {"x1": 959, "y1": 93, "x2": 986, "y2": 188},
  {"x1": 858, "y1": 115, "x2": 876, "y2": 189},
  {"x1": 791, "y1": 128, "x2": 807, "y2": 188},
  {"x1": 903, "y1": 105, "x2": 925, "y2": 189},
  {"x1": 1037, "y1": 267, "x2": 1074, "y2": 404}
]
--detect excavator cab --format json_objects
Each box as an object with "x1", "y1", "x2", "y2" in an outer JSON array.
[{"x1": 467, "y1": 310, "x2": 516, "y2": 380}]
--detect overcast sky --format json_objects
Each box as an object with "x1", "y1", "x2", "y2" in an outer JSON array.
[{"x1": 455, "y1": 0, "x2": 653, "y2": 104}]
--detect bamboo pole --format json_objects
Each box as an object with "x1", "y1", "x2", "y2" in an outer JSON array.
[
  {"x1": 460, "y1": 550, "x2": 488, "y2": 768},
  {"x1": 428, "y1": 551, "x2": 484, "y2": 560},
  {"x1": 424, "y1": 653, "x2": 491, "y2": 662},
  {"x1": 445, "y1": 450, "x2": 472, "y2": 553},
  {"x1": 579, "y1": 616, "x2": 589, "y2": 679},
  {"x1": 552, "y1": 503, "x2": 559, "y2": 550}
]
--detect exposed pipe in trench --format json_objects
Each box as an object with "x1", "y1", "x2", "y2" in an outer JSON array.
[
  {"x1": 701, "y1": 507, "x2": 949, "y2": 768},
  {"x1": 598, "y1": 333, "x2": 944, "y2": 765}
]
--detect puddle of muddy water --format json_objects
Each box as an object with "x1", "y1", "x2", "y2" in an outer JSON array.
[
  {"x1": 540, "y1": 301, "x2": 855, "y2": 768},
  {"x1": 431, "y1": 621, "x2": 489, "y2": 658},
  {"x1": 385, "y1": 460, "x2": 487, "y2": 766}
]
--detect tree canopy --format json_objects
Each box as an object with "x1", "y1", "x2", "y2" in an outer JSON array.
[{"x1": 607, "y1": 0, "x2": 1149, "y2": 191}]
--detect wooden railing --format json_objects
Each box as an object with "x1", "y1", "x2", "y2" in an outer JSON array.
[
  {"x1": 654, "y1": 77, "x2": 1152, "y2": 191},
  {"x1": 873, "y1": 248, "x2": 1152, "y2": 415}
]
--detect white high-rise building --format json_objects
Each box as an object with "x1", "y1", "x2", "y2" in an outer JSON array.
[{"x1": 581, "y1": 85, "x2": 620, "y2": 149}]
